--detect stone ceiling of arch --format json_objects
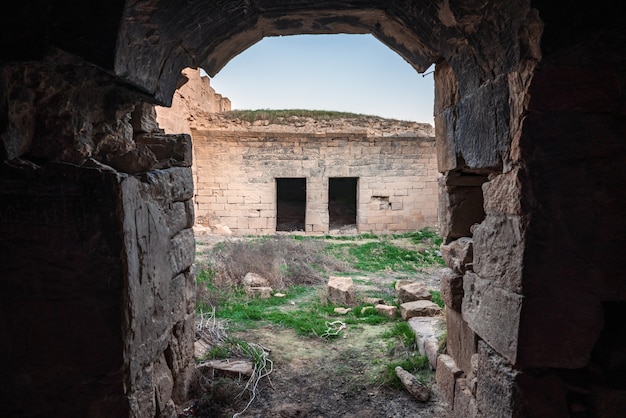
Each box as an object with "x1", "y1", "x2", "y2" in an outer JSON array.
[
  {"x1": 114, "y1": 0, "x2": 471, "y2": 104},
  {"x1": 113, "y1": 0, "x2": 535, "y2": 106}
]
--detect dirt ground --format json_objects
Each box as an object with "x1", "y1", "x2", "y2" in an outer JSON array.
[{"x1": 191, "y1": 231, "x2": 452, "y2": 418}]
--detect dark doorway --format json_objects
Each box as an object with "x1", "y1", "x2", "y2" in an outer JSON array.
[
  {"x1": 276, "y1": 178, "x2": 306, "y2": 231},
  {"x1": 329, "y1": 177, "x2": 357, "y2": 228}
]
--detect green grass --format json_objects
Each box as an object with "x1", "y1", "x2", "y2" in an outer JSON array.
[
  {"x1": 213, "y1": 286, "x2": 394, "y2": 338},
  {"x1": 383, "y1": 354, "x2": 432, "y2": 388},
  {"x1": 430, "y1": 290, "x2": 445, "y2": 309},
  {"x1": 223, "y1": 109, "x2": 387, "y2": 124},
  {"x1": 326, "y1": 241, "x2": 443, "y2": 272},
  {"x1": 322, "y1": 228, "x2": 444, "y2": 273},
  {"x1": 194, "y1": 228, "x2": 445, "y2": 391},
  {"x1": 382, "y1": 321, "x2": 416, "y2": 348}
]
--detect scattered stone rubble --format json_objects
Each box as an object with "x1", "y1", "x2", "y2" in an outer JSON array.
[{"x1": 324, "y1": 275, "x2": 447, "y2": 402}]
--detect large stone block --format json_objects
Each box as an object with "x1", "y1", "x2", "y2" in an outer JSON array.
[
  {"x1": 446, "y1": 308, "x2": 478, "y2": 375},
  {"x1": 517, "y1": 296, "x2": 603, "y2": 369},
  {"x1": 440, "y1": 268, "x2": 464, "y2": 311},
  {"x1": 482, "y1": 167, "x2": 524, "y2": 215},
  {"x1": 397, "y1": 282, "x2": 432, "y2": 304},
  {"x1": 454, "y1": 378, "x2": 479, "y2": 418},
  {"x1": 120, "y1": 170, "x2": 195, "y2": 416},
  {"x1": 138, "y1": 166, "x2": 194, "y2": 203},
  {"x1": 475, "y1": 341, "x2": 520, "y2": 418},
  {"x1": 131, "y1": 102, "x2": 161, "y2": 134},
  {"x1": 400, "y1": 300, "x2": 442, "y2": 320},
  {"x1": 135, "y1": 133, "x2": 193, "y2": 168},
  {"x1": 409, "y1": 316, "x2": 446, "y2": 367},
  {"x1": 454, "y1": 75, "x2": 512, "y2": 170},
  {"x1": 462, "y1": 272, "x2": 522, "y2": 364},
  {"x1": 473, "y1": 215, "x2": 526, "y2": 293},
  {"x1": 326, "y1": 276, "x2": 355, "y2": 306},
  {"x1": 436, "y1": 354, "x2": 463, "y2": 407}
]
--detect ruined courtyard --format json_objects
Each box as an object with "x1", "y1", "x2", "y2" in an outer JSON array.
[{"x1": 1, "y1": 2, "x2": 625, "y2": 417}]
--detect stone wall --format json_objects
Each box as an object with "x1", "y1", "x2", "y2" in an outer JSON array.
[
  {"x1": 0, "y1": 58, "x2": 197, "y2": 417},
  {"x1": 155, "y1": 68, "x2": 231, "y2": 136},
  {"x1": 191, "y1": 126, "x2": 438, "y2": 234}
]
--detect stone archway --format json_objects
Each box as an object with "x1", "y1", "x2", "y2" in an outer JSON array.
[{"x1": 2, "y1": 1, "x2": 625, "y2": 417}]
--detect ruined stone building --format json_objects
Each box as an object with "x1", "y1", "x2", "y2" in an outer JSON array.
[
  {"x1": 156, "y1": 70, "x2": 438, "y2": 235},
  {"x1": 1, "y1": 2, "x2": 625, "y2": 417}
]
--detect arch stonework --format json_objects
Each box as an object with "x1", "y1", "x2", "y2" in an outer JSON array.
[{"x1": 1, "y1": 1, "x2": 625, "y2": 417}]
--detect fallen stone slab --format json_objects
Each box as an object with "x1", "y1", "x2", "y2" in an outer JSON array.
[
  {"x1": 400, "y1": 300, "x2": 443, "y2": 320},
  {"x1": 408, "y1": 316, "x2": 447, "y2": 369},
  {"x1": 198, "y1": 359, "x2": 254, "y2": 378},
  {"x1": 395, "y1": 366, "x2": 431, "y2": 402},
  {"x1": 334, "y1": 307, "x2": 352, "y2": 315}
]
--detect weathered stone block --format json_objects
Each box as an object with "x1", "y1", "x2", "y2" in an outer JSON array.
[
  {"x1": 138, "y1": 166, "x2": 194, "y2": 203},
  {"x1": 462, "y1": 272, "x2": 522, "y2": 364},
  {"x1": 454, "y1": 75, "x2": 512, "y2": 170},
  {"x1": 375, "y1": 304, "x2": 398, "y2": 318},
  {"x1": 395, "y1": 279, "x2": 415, "y2": 291},
  {"x1": 165, "y1": 201, "x2": 192, "y2": 237},
  {"x1": 401, "y1": 300, "x2": 443, "y2": 320},
  {"x1": 440, "y1": 237, "x2": 473, "y2": 274},
  {"x1": 131, "y1": 102, "x2": 160, "y2": 134},
  {"x1": 326, "y1": 276, "x2": 355, "y2": 306},
  {"x1": 436, "y1": 354, "x2": 463, "y2": 407},
  {"x1": 454, "y1": 378, "x2": 479, "y2": 418},
  {"x1": 170, "y1": 228, "x2": 195, "y2": 275},
  {"x1": 473, "y1": 215, "x2": 525, "y2": 293},
  {"x1": 482, "y1": 167, "x2": 524, "y2": 215},
  {"x1": 397, "y1": 282, "x2": 432, "y2": 304},
  {"x1": 154, "y1": 353, "x2": 174, "y2": 414},
  {"x1": 446, "y1": 308, "x2": 478, "y2": 375},
  {"x1": 408, "y1": 316, "x2": 446, "y2": 366},
  {"x1": 475, "y1": 341, "x2": 520, "y2": 418},
  {"x1": 517, "y1": 296, "x2": 603, "y2": 369},
  {"x1": 135, "y1": 133, "x2": 193, "y2": 168},
  {"x1": 516, "y1": 371, "x2": 569, "y2": 418},
  {"x1": 440, "y1": 268, "x2": 464, "y2": 311}
]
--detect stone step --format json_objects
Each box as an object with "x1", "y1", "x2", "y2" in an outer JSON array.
[{"x1": 408, "y1": 316, "x2": 446, "y2": 369}]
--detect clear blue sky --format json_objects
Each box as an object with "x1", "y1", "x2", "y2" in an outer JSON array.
[{"x1": 205, "y1": 34, "x2": 435, "y2": 124}]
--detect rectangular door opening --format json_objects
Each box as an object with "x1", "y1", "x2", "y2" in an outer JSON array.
[
  {"x1": 329, "y1": 177, "x2": 357, "y2": 229},
  {"x1": 276, "y1": 178, "x2": 306, "y2": 231}
]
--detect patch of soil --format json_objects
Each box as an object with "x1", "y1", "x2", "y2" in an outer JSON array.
[
  {"x1": 191, "y1": 231, "x2": 452, "y2": 418},
  {"x1": 225, "y1": 325, "x2": 451, "y2": 418}
]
